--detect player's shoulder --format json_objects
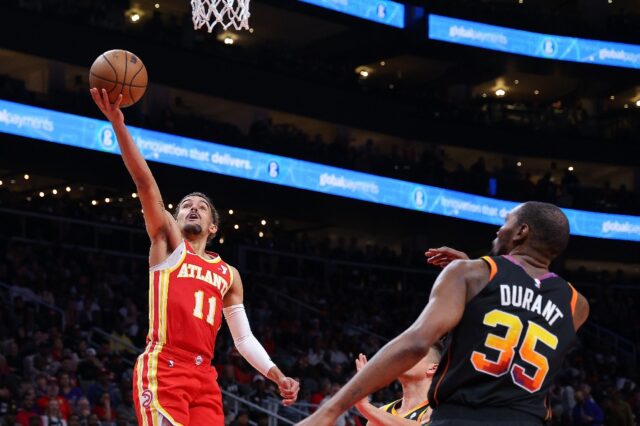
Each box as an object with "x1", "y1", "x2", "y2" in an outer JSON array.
[{"x1": 445, "y1": 258, "x2": 490, "y2": 277}]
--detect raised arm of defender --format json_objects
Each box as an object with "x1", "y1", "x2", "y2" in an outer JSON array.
[
  {"x1": 297, "y1": 260, "x2": 489, "y2": 425},
  {"x1": 90, "y1": 89, "x2": 181, "y2": 264}
]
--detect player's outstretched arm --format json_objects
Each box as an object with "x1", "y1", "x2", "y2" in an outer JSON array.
[
  {"x1": 90, "y1": 89, "x2": 180, "y2": 254},
  {"x1": 223, "y1": 266, "x2": 300, "y2": 406},
  {"x1": 297, "y1": 260, "x2": 487, "y2": 426}
]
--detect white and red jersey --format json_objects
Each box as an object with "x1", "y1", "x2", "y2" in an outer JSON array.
[{"x1": 146, "y1": 240, "x2": 233, "y2": 359}]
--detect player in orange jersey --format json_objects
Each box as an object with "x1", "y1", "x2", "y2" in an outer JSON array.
[{"x1": 90, "y1": 89, "x2": 299, "y2": 426}]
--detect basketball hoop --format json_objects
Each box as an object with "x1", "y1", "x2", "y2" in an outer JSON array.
[{"x1": 191, "y1": 0, "x2": 251, "y2": 32}]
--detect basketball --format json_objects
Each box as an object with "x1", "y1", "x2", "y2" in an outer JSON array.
[{"x1": 89, "y1": 49, "x2": 148, "y2": 108}]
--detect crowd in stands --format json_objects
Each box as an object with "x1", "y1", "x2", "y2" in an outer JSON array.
[{"x1": 0, "y1": 194, "x2": 638, "y2": 425}]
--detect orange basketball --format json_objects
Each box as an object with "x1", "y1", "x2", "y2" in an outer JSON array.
[{"x1": 89, "y1": 49, "x2": 148, "y2": 108}]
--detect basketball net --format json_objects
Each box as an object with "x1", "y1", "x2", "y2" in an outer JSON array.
[{"x1": 191, "y1": 0, "x2": 250, "y2": 32}]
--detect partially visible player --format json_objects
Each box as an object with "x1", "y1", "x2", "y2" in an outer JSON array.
[
  {"x1": 354, "y1": 343, "x2": 442, "y2": 425},
  {"x1": 90, "y1": 89, "x2": 299, "y2": 426},
  {"x1": 298, "y1": 201, "x2": 589, "y2": 426}
]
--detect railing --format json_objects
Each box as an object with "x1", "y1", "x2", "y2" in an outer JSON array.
[
  {"x1": 580, "y1": 321, "x2": 638, "y2": 373},
  {"x1": 0, "y1": 280, "x2": 66, "y2": 329}
]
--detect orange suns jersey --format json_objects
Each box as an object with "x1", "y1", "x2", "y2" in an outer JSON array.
[
  {"x1": 428, "y1": 255, "x2": 578, "y2": 422},
  {"x1": 147, "y1": 240, "x2": 233, "y2": 359}
]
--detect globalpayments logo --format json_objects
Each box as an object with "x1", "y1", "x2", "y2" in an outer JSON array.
[
  {"x1": 602, "y1": 220, "x2": 640, "y2": 236},
  {"x1": 98, "y1": 127, "x2": 117, "y2": 151},
  {"x1": 0, "y1": 108, "x2": 54, "y2": 132}
]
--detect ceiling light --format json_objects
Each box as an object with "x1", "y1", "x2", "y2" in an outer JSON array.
[
  {"x1": 104, "y1": 198, "x2": 111, "y2": 203},
  {"x1": 624, "y1": 104, "x2": 629, "y2": 109},
  {"x1": 228, "y1": 209, "x2": 234, "y2": 215},
  {"x1": 26, "y1": 196, "x2": 31, "y2": 201},
  {"x1": 154, "y1": 3, "x2": 160, "y2": 8},
  {"x1": 514, "y1": 79, "x2": 519, "y2": 85},
  {"x1": 495, "y1": 89, "x2": 506, "y2": 97},
  {"x1": 568, "y1": 166, "x2": 574, "y2": 171},
  {"x1": 130, "y1": 13, "x2": 140, "y2": 22},
  {"x1": 224, "y1": 37, "x2": 234, "y2": 45},
  {"x1": 52, "y1": 189, "x2": 58, "y2": 195},
  {"x1": 132, "y1": 192, "x2": 138, "y2": 198},
  {"x1": 481, "y1": 93, "x2": 487, "y2": 98},
  {"x1": 534, "y1": 90, "x2": 540, "y2": 95},
  {"x1": 608, "y1": 0, "x2": 613, "y2": 3},
  {"x1": 118, "y1": 197, "x2": 124, "y2": 202},
  {"x1": 260, "y1": 220, "x2": 267, "y2": 226},
  {"x1": 517, "y1": 161, "x2": 522, "y2": 167},
  {"x1": 388, "y1": 84, "x2": 395, "y2": 89},
  {"x1": 258, "y1": 231, "x2": 264, "y2": 238},
  {"x1": 234, "y1": 224, "x2": 239, "y2": 230},
  {"x1": 39, "y1": 192, "x2": 45, "y2": 198},
  {"x1": 24, "y1": 174, "x2": 30, "y2": 180},
  {"x1": 91, "y1": 200, "x2": 98, "y2": 205},
  {"x1": 518, "y1": 0, "x2": 524, "y2": 3},
  {"x1": 635, "y1": 100, "x2": 640, "y2": 107},
  {"x1": 380, "y1": 61, "x2": 386, "y2": 66},
  {"x1": 65, "y1": 186, "x2": 71, "y2": 192},
  {"x1": 168, "y1": 203, "x2": 173, "y2": 209},
  {"x1": 219, "y1": 237, "x2": 225, "y2": 244},
  {"x1": 610, "y1": 95, "x2": 615, "y2": 100},
  {"x1": 360, "y1": 70, "x2": 369, "y2": 78},
  {"x1": 249, "y1": 28, "x2": 254, "y2": 33},
  {"x1": 0, "y1": 180, "x2": 3, "y2": 186}
]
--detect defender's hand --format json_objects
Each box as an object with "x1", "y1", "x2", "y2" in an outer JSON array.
[
  {"x1": 425, "y1": 247, "x2": 469, "y2": 268},
  {"x1": 90, "y1": 88, "x2": 124, "y2": 125}
]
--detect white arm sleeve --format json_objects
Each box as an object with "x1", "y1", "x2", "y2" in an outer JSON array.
[{"x1": 223, "y1": 304, "x2": 276, "y2": 377}]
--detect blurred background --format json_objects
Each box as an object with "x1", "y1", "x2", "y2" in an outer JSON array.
[{"x1": 0, "y1": 0, "x2": 639, "y2": 425}]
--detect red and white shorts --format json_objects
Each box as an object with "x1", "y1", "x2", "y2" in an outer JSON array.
[{"x1": 133, "y1": 344, "x2": 224, "y2": 426}]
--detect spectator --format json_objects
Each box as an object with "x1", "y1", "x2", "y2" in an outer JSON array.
[
  {"x1": 16, "y1": 390, "x2": 39, "y2": 426},
  {"x1": 572, "y1": 386, "x2": 603, "y2": 426},
  {"x1": 41, "y1": 399, "x2": 67, "y2": 426},
  {"x1": 36, "y1": 378, "x2": 70, "y2": 420},
  {"x1": 86, "y1": 370, "x2": 119, "y2": 408},
  {"x1": 91, "y1": 393, "x2": 112, "y2": 423},
  {"x1": 603, "y1": 389, "x2": 634, "y2": 426},
  {"x1": 57, "y1": 374, "x2": 83, "y2": 408}
]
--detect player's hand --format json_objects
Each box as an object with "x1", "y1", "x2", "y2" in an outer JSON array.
[
  {"x1": 355, "y1": 353, "x2": 368, "y2": 372},
  {"x1": 90, "y1": 88, "x2": 124, "y2": 125},
  {"x1": 354, "y1": 354, "x2": 369, "y2": 408},
  {"x1": 277, "y1": 376, "x2": 300, "y2": 406},
  {"x1": 425, "y1": 246, "x2": 469, "y2": 268}
]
